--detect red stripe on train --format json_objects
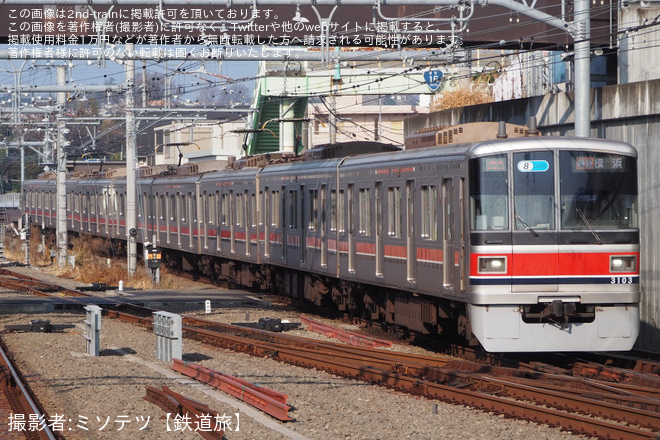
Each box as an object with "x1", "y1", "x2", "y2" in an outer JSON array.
[{"x1": 470, "y1": 252, "x2": 639, "y2": 276}]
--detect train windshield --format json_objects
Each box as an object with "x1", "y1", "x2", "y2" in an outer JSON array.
[
  {"x1": 560, "y1": 151, "x2": 638, "y2": 229},
  {"x1": 513, "y1": 151, "x2": 555, "y2": 231},
  {"x1": 469, "y1": 154, "x2": 508, "y2": 230},
  {"x1": 469, "y1": 150, "x2": 638, "y2": 232}
]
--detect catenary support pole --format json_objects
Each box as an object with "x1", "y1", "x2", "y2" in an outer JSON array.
[
  {"x1": 125, "y1": 43, "x2": 137, "y2": 275},
  {"x1": 574, "y1": 0, "x2": 591, "y2": 137},
  {"x1": 56, "y1": 66, "x2": 68, "y2": 270}
]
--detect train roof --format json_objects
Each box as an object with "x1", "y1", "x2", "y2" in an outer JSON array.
[
  {"x1": 467, "y1": 136, "x2": 638, "y2": 158},
  {"x1": 338, "y1": 136, "x2": 637, "y2": 168}
]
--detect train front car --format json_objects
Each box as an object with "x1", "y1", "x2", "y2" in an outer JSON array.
[{"x1": 467, "y1": 137, "x2": 640, "y2": 352}]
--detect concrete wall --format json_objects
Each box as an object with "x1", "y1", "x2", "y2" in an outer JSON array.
[
  {"x1": 619, "y1": 7, "x2": 660, "y2": 85},
  {"x1": 405, "y1": 79, "x2": 660, "y2": 351}
]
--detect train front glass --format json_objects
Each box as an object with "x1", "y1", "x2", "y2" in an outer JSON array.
[
  {"x1": 469, "y1": 150, "x2": 638, "y2": 233},
  {"x1": 559, "y1": 151, "x2": 638, "y2": 230}
]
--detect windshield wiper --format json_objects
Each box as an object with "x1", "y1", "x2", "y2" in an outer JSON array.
[
  {"x1": 576, "y1": 208, "x2": 602, "y2": 244},
  {"x1": 515, "y1": 214, "x2": 539, "y2": 237}
]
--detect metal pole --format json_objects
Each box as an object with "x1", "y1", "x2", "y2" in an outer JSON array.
[
  {"x1": 574, "y1": 0, "x2": 591, "y2": 137},
  {"x1": 20, "y1": 134, "x2": 24, "y2": 186},
  {"x1": 126, "y1": 43, "x2": 137, "y2": 275},
  {"x1": 56, "y1": 66, "x2": 68, "y2": 270}
]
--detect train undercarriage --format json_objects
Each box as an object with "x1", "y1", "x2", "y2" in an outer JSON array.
[{"x1": 163, "y1": 247, "x2": 473, "y2": 343}]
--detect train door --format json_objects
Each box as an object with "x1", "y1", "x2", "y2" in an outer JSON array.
[
  {"x1": 511, "y1": 150, "x2": 558, "y2": 292},
  {"x1": 155, "y1": 193, "x2": 162, "y2": 245},
  {"x1": 375, "y1": 181, "x2": 383, "y2": 277},
  {"x1": 140, "y1": 192, "x2": 148, "y2": 241},
  {"x1": 348, "y1": 183, "x2": 355, "y2": 273},
  {"x1": 321, "y1": 184, "x2": 328, "y2": 269},
  {"x1": 264, "y1": 187, "x2": 270, "y2": 259},
  {"x1": 301, "y1": 185, "x2": 306, "y2": 264},
  {"x1": 229, "y1": 190, "x2": 236, "y2": 254},
  {"x1": 443, "y1": 179, "x2": 454, "y2": 288},
  {"x1": 176, "y1": 193, "x2": 182, "y2": 247},
  {"x1": 202, "y1": 191, "x2": 208, "y2": 251},
  {"x1": 251, "y1": 190, "x2": 258, "y2": 258},
  {"x1": 188, "y1": 192, "x2": 195, "y2": 249},
  {"x1": 113, "y1": 191, "x2": 120, "y2": 237},
  {"x1": 74, "y1": 192, "x2": 80, "y2": 229},
  {"x1": 193, "y1": 191, "x2": 202, "y2": 253},
  {"x1": 217, "y1": 191, "x2": 224, "y2": 253},
  {"x1": 102, "y1": 191, "x2": 108, "y2": 235},
  {"x1": 244, "y1": 189, "x2": 250, "y2": 257},
  {"x1": 441, "y1": 177, "x2": 467, "y2": 293},
  {"x1": 281, "y1": 186, "x2": 287, "y2": 261},
  {"x1": 459, "y1": 178, "x2": 467, "y2": 292},
  {"x1": 85, "y1": 192, "x2": 91, "y2": 232},
  {"x1": 406, "y1": 180, "x2": 416, "y2": 283}
]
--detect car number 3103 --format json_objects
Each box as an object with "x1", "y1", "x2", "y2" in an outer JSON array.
[{"x1": 611, "y1": 276, "x2": 634, "y2": 284}]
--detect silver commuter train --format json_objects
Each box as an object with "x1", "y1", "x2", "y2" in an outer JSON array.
[{"x1": 23, "y1": 135, "x2": 640, "y2": 352}]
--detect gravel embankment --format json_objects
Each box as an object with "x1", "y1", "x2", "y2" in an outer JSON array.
[{"x1": 0, "y1": 266, "x2": 590, "y2": 440}]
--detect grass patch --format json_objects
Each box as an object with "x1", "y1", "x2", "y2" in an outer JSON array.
[{"x1": 6, "y1": 226, "x2": 199, "y2": 291}]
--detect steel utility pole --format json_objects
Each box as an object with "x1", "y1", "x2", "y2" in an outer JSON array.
[
  {"x1": 56, "y1": 66, "x2": 67, "y2": 270},
  {"x1": 125, "y1": 43, "x2": 137, "y2": 275},
  {"x1": 573, "y1": 0, "x2": 591, "y2": 137}
]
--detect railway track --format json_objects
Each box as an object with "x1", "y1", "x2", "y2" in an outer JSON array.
[
  {"x1": 0, "y1": 338, "x2": 57, "y2": 440},
  {"x1": 2, "y1": 268, "x2": 660, "y2": 440}
]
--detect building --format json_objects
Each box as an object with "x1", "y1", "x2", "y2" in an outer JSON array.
[{"x1": 153, "y1": 119, "x2": 247, "y2": 165}]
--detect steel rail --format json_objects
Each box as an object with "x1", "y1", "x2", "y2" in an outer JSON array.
[
  {"x1": 465, "y1": 375, "x2": 660, "y2": 431},
  {"x1": 0, "y1": 339, "x2": 58, "y2": 440},
  {"x1": 573, "y1": 362, "x2": 660, "y2": 390},
  {"x1": 0, "y1": 271, "x2": 91, "y2": 298},
  {"x1": 172, "y1": 359, "x2": 293, "y2": 421},
  {"x1": 300, "y1": 315, "x2": 392, "y2": 347},
  {"x1": 144, "y1": 385, "x2": 224, "y2": 440}
]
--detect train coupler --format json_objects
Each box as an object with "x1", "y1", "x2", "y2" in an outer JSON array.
[{"x1": 521, "y1": 302, "x2": 595, "y2": 324}]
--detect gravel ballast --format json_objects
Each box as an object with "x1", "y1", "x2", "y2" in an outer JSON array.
[{"x1": 0, "y1": 266, "x2": 590, "y2": 440}]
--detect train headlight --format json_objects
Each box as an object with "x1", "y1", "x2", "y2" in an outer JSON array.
[
  {"x1": 478, "y1": 256, "x2": 507, "y2": 273},
  {"x1": 610, "y1": 255, "x2": 637, "y2": 273}
]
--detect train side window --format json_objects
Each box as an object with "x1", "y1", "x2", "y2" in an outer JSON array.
[
  {"x1": 338, "y1": 189, "x2": 346, "y2": 233},
  {"x1": 236, "y1": 192, "x2": 244, "y2": 227},
  {"x1": 137, "y1": 193, "x2": 143, "y2": 219},
  {"x1": 271, "y1": 190, "x2": 280, "y2": 228},
  {"x1": 358, "y1": 188, "x2": 371, "y2": 236},
  {"x1": 469, "y1": 155, "x2": 509, "y2": 231},
  {"x1": 181, "y1": 194, "x2": 187, "y2": 222},
  {"x1": 191, "y1": 193, "x2": 197, "y2": 224},
  {"x1": 387, "y1": 187, "x2": 402, "y2": 238},
  {"x1": 255, "y1": 192, "x2": 261, "y2": 227},
  {"x1": 207, "y1": 193, "x2": 215, "y2": 225},
  {"x1": 288, "y1": 190, "x2": 298, "y2": 229},
  {"x1": 330, "y1": 190, "x2": 337, "y2": 232},
  {"x1": 158, "y1": 195, "x2": 165, "y2": 220},
  {"x1": 221, "y1": 193, "x2": 229, "y2": 226},
  {"x1": 421, "y1": 185, "x2": 438, "y2": 240},
  {"x1": 308, "y1": 189, "x2": 318, "y2": 231},
  {"x1": 170, "y1": 195, "x2": 176, "y2": 221}
]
